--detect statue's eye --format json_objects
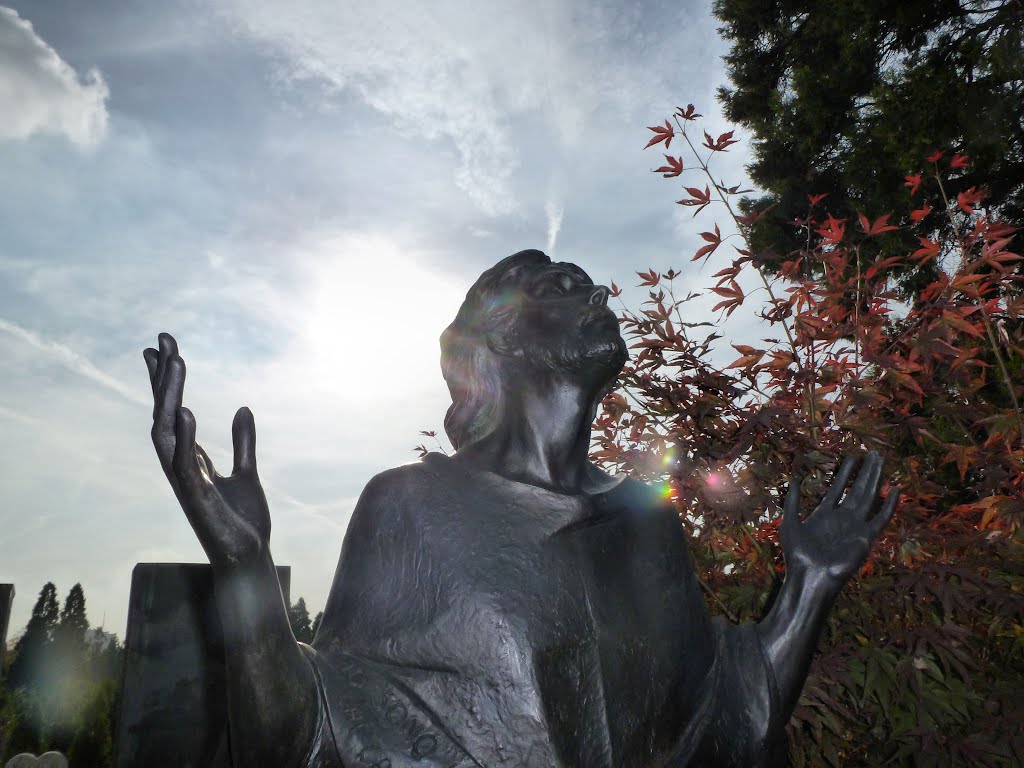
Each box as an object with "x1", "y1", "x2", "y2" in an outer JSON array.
[
  {"x1": 532, "y1": 272, "x2": 577, "y2": 298},
  {"x1": 535, "y1": 278, "x2": 564, "y2": 297},
  {"x1": 545, "y1": 283, "x2": 567, "y2": 296}
]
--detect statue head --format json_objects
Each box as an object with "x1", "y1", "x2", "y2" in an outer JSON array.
[{"x1": 440, "y1": 249, "x2": 626, "y2": 449}]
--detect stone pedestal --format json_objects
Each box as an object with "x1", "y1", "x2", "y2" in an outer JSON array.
[
  {"x1": 112, "y1": 564, "x2": 290, "y2": 768},
  {"x1": 0, "y1": 584, "x2": 13, "y2": 673}
]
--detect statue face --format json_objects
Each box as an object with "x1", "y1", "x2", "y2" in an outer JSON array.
[{"x1": 512, "y1": 261, "x2": 627, "y2": 381}]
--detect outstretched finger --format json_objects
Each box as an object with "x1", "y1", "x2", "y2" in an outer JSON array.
[
  {"x1": 845, "y1": 451, "x2": 883, "y2": 515},
  {"x1": 868, "y1": 486, "x2": 899, "y2": 539},
  {"x1": 820, "y1": 455, "x2": 858, "y2": 509},
  {"x1": 153, "y1": 334, "x2": 178, "y2": 408},
  {"x1": 172, "y1": 407, "x2": 206, "y2": 500},
  {"x1": 781, "y1": 478, "x2": 803, "y2": 538},
  {"x1": 232, "y1": 406, "x2": 257, "y2": 475},
  {"x1": 143, "y1": 348, "x2": 159, "y2": 396},
  {"x1": 155, "y1": 355, "x2": 186, "y2": 443}
]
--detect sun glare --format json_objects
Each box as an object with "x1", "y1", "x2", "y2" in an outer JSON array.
[{"x1": 288, "y1": 233, "x2": 466, "y2": 401}]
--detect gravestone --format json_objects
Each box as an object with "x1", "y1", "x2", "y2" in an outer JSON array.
[
  {"x1": 0, "y1": 584, "x2": 13, "y2": 673},
  {"x1": 112, "y1": 564, "x2": 290, "y2": 768}
]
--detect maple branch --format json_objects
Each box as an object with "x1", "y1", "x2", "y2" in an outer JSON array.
[
  {"x1": 934, "y1": 170, "x2": 1024, "y2": 443},
  {"x1": 664, "y1": 277, "x2": 774, "y2": 403},
  {"x1": 673, "y1": 115, "x2": 813, "y2": 435},
  {"x1": 695, "y1": 572, "x2": 740, "y2": 623}
]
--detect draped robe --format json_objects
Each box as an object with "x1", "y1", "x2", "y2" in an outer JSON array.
[{"x1": 297, "y1": 453, "x2": 785, "y2": 768}]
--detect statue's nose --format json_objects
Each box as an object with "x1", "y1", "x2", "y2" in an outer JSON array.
[{"x1": 588, "y1": 285, "x2": 610, "y2": 306}]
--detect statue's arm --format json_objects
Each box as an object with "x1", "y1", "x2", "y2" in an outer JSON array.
[
  {"x1": 213, "y1": 555, "x2": 321, "y2": 767},
  {"x1": 758, "y1": 453, "x2": 896, "y2": 720},
  {"x1": 144, "y1": 334, "x2": 319, "y2": 768},
  {"x1": 691, "y1": 454, "x2": 896, "y2": 767}
]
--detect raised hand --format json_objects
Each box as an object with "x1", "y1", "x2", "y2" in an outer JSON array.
[
  {"x1": 144, "y1": 333, "x2": 270, "y2": 570},
  {"x1": 781, "y1": 452, "x2": 898, "y2": 584}
]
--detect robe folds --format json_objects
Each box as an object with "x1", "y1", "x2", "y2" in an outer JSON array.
[{"x1": 298, "y1": 453, "x2": 786, "y2": 768}]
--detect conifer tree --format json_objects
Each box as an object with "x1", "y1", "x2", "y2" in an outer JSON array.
[
  {"x1": 7, "y1": 582, "x2": 58, "y2": 689},
  {"x1": 714, "y1": 0, "x2": 1024, "y2": 292},
  {"x1": 288, "y1": 597, "x2": 313, "y2": 643}
]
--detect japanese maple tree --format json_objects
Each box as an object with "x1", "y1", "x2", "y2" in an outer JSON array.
[{"x1": 591, "y1": 104, "x2": 1024, "y2": 767}]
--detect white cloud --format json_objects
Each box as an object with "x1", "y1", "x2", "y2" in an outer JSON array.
[
  {"x1": 0, "y1": 6, "x2": 109, "y2": 147},
  {"x1": 0, "y1": 317, "x2": 148, "y2": 406},
  {"x1": 214, "y1": 1, "x2": 672, "y2": 217}
]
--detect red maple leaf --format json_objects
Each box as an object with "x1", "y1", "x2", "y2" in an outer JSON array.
[
  {"x1": 858, "y1": 212, "x2": 900, "y2": 236},
  {"x1": 912, "y1": 237, "x2": 940, "y2": 265},
  {"x1": 702, "y1": 130, "x2": 739, "y2": 152},
  {"x1": 645, "y1": 121, "x2": 674, "y2": 150},
  {"x1": 654, "y1": 155, "x2": 684, "y2": 178},
  {"x1": 910, "y1": 205, "x2": 932, "y2": 223},
  {"x1": 904, "y1": 174, "x2": 922, "y2": 196},
  {"x1": 677, "y1": 185, "x2": 712, "y2": 215},
  {"x1": 815, "y1": 215, "x2": 847, "y2": 245},
  {"x1": 675, "y1": 104, "x2": 702, "y2": 121},
  {"x1": 693, "y1": 224, "x2": 722, "y2": 261},
  {"x1": 957, "y1": 187, "x2": 986, "y2": 214}
]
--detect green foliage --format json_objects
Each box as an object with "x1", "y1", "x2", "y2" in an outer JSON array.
[
  {"x1": 67, "y1": 679, "x2": 117, "y2": 768},
  {"x1": 713, "y1": 0, "x2": 1024, "y2": 293}
]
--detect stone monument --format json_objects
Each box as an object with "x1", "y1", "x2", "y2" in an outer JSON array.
[
  {"x1": 0, "y1": 584, "x2": 13, "y2": 673},
  {"x1": 141, "y1": 249, "x2": 897, "y2": 767},
  {"x1": 113, "y1": 564, "x2": 290, "y2": 767}
]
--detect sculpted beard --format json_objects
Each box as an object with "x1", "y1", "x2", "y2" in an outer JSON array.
[{"x1": 519, "y1": 305, "x2": 628, "y2": 380}]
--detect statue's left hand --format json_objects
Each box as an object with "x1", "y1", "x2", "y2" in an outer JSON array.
[{"x1": 781, "y1": 452, "x2": 898, "y2": 585}]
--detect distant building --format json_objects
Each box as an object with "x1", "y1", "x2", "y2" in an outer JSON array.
[{"x1": 84, "y1": 626, "x2": 116, "y2": 652}]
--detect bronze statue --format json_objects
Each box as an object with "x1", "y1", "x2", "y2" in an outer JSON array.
[{"x1": 144, "y1": 249, "x2": 896, "y2": 767}]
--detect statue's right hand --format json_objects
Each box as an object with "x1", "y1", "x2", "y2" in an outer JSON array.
[{"x1": 144, "y1": 333, "x2": 271, "y2": 570}]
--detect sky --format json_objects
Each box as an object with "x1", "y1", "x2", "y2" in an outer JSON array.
[{"x1": 0, "y1": 0, "x2": 763, "y2": 639}]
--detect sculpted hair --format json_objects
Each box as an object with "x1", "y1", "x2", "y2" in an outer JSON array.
[{"x1": 440, "y1": 249, "x2": 550, "y2": 449}]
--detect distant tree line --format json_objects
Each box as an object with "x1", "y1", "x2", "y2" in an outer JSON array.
[
  {"x1": 0, "y1": 583, "x2": 121, "y2": 765},
  {"x1": 1, "y1": 582, "x2": 321, "y2": 766}
]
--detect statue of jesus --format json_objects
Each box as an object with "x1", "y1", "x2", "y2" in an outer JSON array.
[{"x1": 144, "y1": 249, "x2": 896, "y2": 767}]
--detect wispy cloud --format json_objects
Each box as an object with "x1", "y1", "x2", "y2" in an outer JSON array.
[
  {"x1": 0, "y1": 6, "x2": 109, "y2": 147},
  {"x1": 545, "y1": 199, "x2": 564, "y2": 253},
  {"x1": 214, "y1": 0, "x2": 675, "y2": 217},
  {"x1": 0, "y1": 318, "x2": 148, "y2": 406},
  {"x1": 0, "y1": 403, "x2": 40, "y2": 425}
]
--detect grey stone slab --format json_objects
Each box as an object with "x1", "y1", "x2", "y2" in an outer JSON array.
[
  {"x1": 0, "y1": 584, "x2": 13, "y2": 672},
  {"x1": 112, "y1": 564, "x2": 290, "y2": 768}
]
